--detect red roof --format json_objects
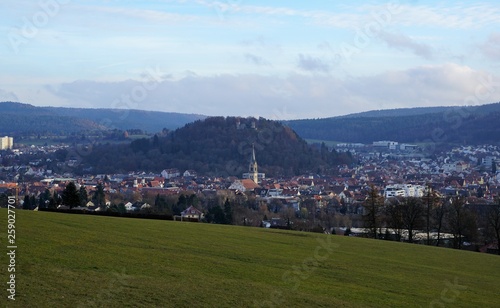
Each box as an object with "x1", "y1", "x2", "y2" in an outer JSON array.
[{"x1": 241, "y1": 179, "x2": 260, "y2": 190}]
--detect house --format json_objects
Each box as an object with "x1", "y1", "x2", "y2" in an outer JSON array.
[
  {"x1": 181, "y1": 206, "x2": 204, "y2": 220},
  {"x1": 339, "y1": 190, "x2": 354, "y2": 203},
  {"x1": 161, "y1": 169, "x2": 180, "y2": 179},
  {"x1": 124, "y1": 202, "x2": 134, "y2": 211},
  {"x1": 229, "y1": 179, "x2": 260, "y2": 192},
  {"x1": 183, "y1": 170, "x2": 197, "y2": 178}
]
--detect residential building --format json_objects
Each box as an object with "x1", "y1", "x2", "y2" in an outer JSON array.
[{"x1": 0, "y1": 136, "x2": 13, "y2": 150}]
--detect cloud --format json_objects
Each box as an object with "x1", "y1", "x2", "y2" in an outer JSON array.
[
  {"x1": 244, "y1": 54, "x2": 271, "y2": 66},
  {"x1": 297, "y1": 54, "x2": 331, "y2": 73},
  {"x1": 76, "y1": 4, "x2": 200, "y2": 24},
  {"x1": 197, "y1": 2, "x2": 500, "y2": 29},
  {"x1": 40, "y1": 63, "x2": 500, "y2": 120},
  {"x1": 0, "y1": 89, "x2": 19, "y2": 102},
  {"x1": 348, "y1": 63, "x2": 499, "y2": 109},
  {"x1": 378, "y1": 31, "x2": 434, "y2": 59},
  {"x1": 480, "y1": 32, "x2": 500, "y2": 61}
]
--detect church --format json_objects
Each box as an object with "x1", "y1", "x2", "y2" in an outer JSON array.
[{"x1": 242, "y1": 145, "x2": 265, "y2": 184}]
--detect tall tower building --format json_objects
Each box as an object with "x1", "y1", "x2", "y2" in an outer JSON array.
[
  {"x1": 0, "y1": 136, "x2": 13, "y2": 150},
  {"x1": 249, "y1": 144, "x2": 259, "y2": 184}
]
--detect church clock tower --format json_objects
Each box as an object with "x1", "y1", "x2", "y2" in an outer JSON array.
[{"x1": 249, "y1": 144, "x2": 259, "y2": 184}]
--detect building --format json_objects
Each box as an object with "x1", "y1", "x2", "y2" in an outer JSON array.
[
  {"x1": 242, "y1": 145, "x2": 265, "y2": 183},
  {"x1": 384, "y1": 184, "x2": 425, "y2": 198},
  {"x1": 373, "y1": 141, "x2": 398, "y2": 150},
  {"x1": 0, "y1": 136, "x2": 13, "y2": 150},
  {"x1": 161, "y1": 168, "x2": 180, "y2": 179},
  {"x1": 181, "y1": 205, "x2": 204, "y2": 220}
]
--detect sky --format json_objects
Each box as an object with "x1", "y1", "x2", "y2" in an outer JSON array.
[{"x1": 1, "y1": 0, "x2": 500, "y2": 119}]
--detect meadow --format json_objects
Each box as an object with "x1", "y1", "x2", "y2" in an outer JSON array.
[{"x1": 1, "y1": 210, "x2": 499, "y2": 307}]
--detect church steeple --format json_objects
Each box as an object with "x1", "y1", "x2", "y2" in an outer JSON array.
[{"x1": 249, "y1": 144, "x2": 258, "y2": 183}]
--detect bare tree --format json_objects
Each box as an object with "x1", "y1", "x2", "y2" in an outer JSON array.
[
  {"x1": 422, "y1": 185, "x2": 440, "y2": 245},
  {"x1": 363, "y1": 185, "x2": 384, "y2": 239},
  {"x1": 401, "y1": 197, "x2": 424, "y2": 243},
  {"x1": 384, "y1": 197, "x2": 404, "y2": 241},
  {"x1": 486, "y1": 198, "x2": 500, "y2": 255},
  {"x1": 446, "y1": 196, "x2": 477, "y2": 249}
]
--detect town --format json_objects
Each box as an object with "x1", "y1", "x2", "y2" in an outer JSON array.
[{"x1": 1, "y1": 135, "x2": 499, "y2": 254}]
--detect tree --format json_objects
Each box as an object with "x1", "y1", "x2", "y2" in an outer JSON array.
[
  {"x1": 446, "y1": 197, "x2": 477, "y2": 250},
  {"x1": 206, "y1": 205, "x2": 226, "y2": 224},
  {"x1": 53, "y1": 191, "x2": 61, "y2": 207},
  {"x1": 23, "y1": 195, "x2": 31, "y2": 210},
  {"x1": 79, "y1": 185, "x2": 88, "y2": 207},
  {"x1": 401, "y1": 197, "x2": 424, "y2": 243},
  {"x1": 224, "y1": 199, "x2": 233, "y2": 224},
  {"x1": 477, "y1": 186, "x2": 484, "y2": 198},
  {"x1": 422, "y1": 185, "x2": 440, "y2": 245},
  {"x1": 363, "y1": 185, "x2": 384, "y2": 239},
  {"x1": 30, "y1": 195, "x2": 36, "y2": 209},
  {"x1": 434, "y1": 201, "x2": 447, "y2": 247},
  {"x1": 62, "y1": 182, "x2": 80, "y2": 209},
  {"x1": 486, "y1": 198, "x2": 500, "y2": 255},
  {"x1": 384, "y1": 197, "x2": 404, "y2": 241},
  {"x1": 93, "y1": 183, "x2": 106, "y2": 211},
  {"x1": 493, "y1": 161, "x2": 497, "y2": 175}
]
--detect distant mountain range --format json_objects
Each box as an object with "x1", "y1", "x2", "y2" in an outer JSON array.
[
  {"x1": 2, "y1": 101, "x2": 500, "y2": 145},
  {"x1": 0, "y1": 102, "x2": 206, "y2": 135},
  {"x1": 286, "y1": 102, "x2": 500, "y2": 145}
]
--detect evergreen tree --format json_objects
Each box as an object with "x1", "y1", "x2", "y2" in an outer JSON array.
[
  {"x1": 224, "y1": 199, "x2": 232, "y2": 224},
  {"x1": 79, "y1": 186, "x2": 88, "y2": 207},
  {"x1": 93, "y1": 183, "x2": 106, "y2": 211},
  {"x1": 62, "y1": 182, "x2": 80, "y2": 209},
  {"x1": 53, "y1": 191, "x2": 61, "y2": 206},
  {"x1": 23, "y1": 195, "x2": 31, "y2": 210},
  {"x1": 38, "y1": 195, "x2": 45, "y2": 209},
  {"x1": 207, "y1": 205, "x2": 226, "y2": 224}
]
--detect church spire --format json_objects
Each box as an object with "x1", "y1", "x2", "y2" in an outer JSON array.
[{"x1": 249, "y1": 144, "x2": 258, "y2": 183}]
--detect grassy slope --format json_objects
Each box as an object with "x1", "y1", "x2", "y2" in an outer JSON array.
[{"x1": 1, "y1": 210, "x2": 499, "y2": 307}]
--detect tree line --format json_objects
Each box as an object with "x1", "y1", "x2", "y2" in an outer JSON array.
[{"x1": 362, "y1": 185, "x2": 500, "y2": 253}]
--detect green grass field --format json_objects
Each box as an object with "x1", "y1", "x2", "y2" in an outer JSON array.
[{"x1": 1, "y1": 210, "x2": 499, "y2": 307}]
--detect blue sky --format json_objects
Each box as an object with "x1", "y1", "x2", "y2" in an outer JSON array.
[{"x1": 1, "y1": 0, "x2": 499, "y2": 119}]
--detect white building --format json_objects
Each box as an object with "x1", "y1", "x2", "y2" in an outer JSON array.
[
  {"x1": 161, "y1": 168, "x2": 180, "y2": 179},
  {"x1": 385, "y1": 184, "x2": 425, "y2": 198},
  {"x1": 0, "y1": 136, "x2": 13, "y2": 150},
  {"x1": 373, "y1": 141, "x2": 398, "y2": 150}
]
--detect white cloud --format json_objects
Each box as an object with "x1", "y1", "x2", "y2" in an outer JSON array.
[
  {"x1": 0, "y1": 89, "x2": 19, "y2": 102},
  {"x1": 244, "y1": 54, "x2": 271, "y2": 66},
  {"x1": 35, "y1": 63, "x2": 499, "y2": 119},
  {"x1": 297, "y1": 54, "x2": 331, "y2": 73},
  {"x1": 378, "y1": 31, "x2": 434, "y2": 60},
  {"x1": 480, "y1": 32, "x2": 500, "y2": 61},
  {"x1": 196, "y1": 2, "x2": 500, "y2": 29}
]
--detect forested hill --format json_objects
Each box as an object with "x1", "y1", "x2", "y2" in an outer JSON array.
[
  {"x1": 0, "y1": 102, "x2": 206, "y2": 134},
  {"x1": 286, "y1": 102, "x2": 500, "y2": 144},
  {"x1": 79, "y1": 117, "x2": 353, "y2": 176}
]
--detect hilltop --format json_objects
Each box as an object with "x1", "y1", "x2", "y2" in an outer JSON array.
[
  {"x1": 3, "y1": 100, "x2": 500, "y2": 145},
  {"x1": 287, "y1": 102, "x2": 500, "y2": 144},
  {"x1": 0, "y1": 102, "x2": 206, "y2": 134},
  {"x1": 3, "y1": 210, "x2": 499, "y2": 307},
  {"x1": 79, "y1": 117, "x2": 352, "y2": 176}
]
